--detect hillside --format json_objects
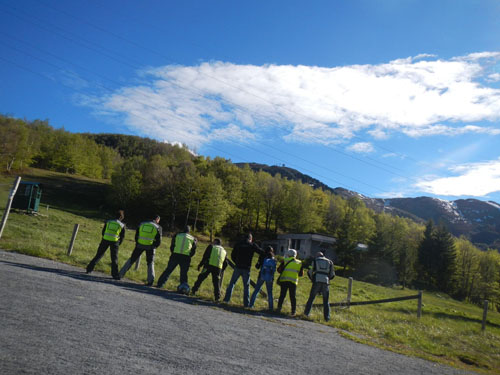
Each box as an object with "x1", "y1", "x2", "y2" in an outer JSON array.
[
  {"x1": 238, "y1": 163, "x2": 500, "y2": 250},
  {"x1": 234, "y1": 162, "x2": 335, "y2": 192}
]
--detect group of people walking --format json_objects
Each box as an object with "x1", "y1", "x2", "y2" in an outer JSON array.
[{"x1": 86, "y1": 210, "x2": 336, "y2": 321}]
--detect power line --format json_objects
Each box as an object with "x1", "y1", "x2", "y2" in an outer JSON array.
[
  {"x1": 0, "y1": 2, "x2": 414, "y2": 195},
  {"x1": 3, "y1": 0, "x2": 416, "y2": 175},
  {"x1": 0, "y1": 51, "x2": 373, "y2": 196},
  {"x1": 35, "y1": 0, "x2": 417, "y2": 166}
]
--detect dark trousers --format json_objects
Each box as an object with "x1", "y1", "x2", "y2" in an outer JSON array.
[
  {"x1": 157, "y1": 253, "x2": 191, "y2": 287},
  {"x1": 119, "y1": 245, "x2": 156, "y2": 285},
  {"x1": 277, "y1": 281, "x2": 297, "y2": 314},
  {"x1": 192, "y1": 265, "x2": 223, "y2": 300},
  {"x1": 86, "y1": 239, "x2": 120, "y2": 279},
  {"x1": 304, "y1": 282, "x2": 331, "y2": 321}
]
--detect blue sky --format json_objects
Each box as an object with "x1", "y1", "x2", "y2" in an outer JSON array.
[{"x1": 1, "y1": 0, "x2": 500, "y2": 203}]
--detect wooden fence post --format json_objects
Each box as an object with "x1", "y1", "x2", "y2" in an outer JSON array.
[
  {"x1": 417, "y1": 290, "x2": 423, "y2": 318},
  {"x1": 67, "y1": 224, "x2": 80, "y2": 256},
  {"x1": 0, "y1": 176, "x2": 21, "y2": 240},
  {"x1": 347, "y1": 277, "x2": 353, "y2": 308},
  {"x1": 482, "y1": 300, "x2": 489, "y2": 331}
]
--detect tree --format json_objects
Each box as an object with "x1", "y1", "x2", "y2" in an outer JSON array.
[
  {"x1": 111, "y1": 157, "x2": 144, "y2": 209},
  {"x1": 455, "y1": 236, "x2": 480, "y2": 300},
  {"x1": 417, "y1": 220, "x2": 456, "y2": 293},
  {"x1": 335, "y1": 197, "x2": 375, "y2": 271},
  {"x1": 470, "y1": 250, "x2": 500, "y2": 308},
  {"x1": 417, "y1": 220, "x2": 436, "y2": 288},
  {"x1": 434, "y1": 222, "x2": 457, "y2": 293},
  {"x1": 0, "y1": 116, "x2": 37, "y2": 172},
  {"x1": 198, "y1": 174, "x2": 229, "y2": 241}
]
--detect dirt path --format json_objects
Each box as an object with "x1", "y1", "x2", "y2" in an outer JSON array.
[{"x1": 0, "y1": 250, "x2": 474, "y2": 374}]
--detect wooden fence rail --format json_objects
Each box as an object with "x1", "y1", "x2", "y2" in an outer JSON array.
[{"x1": 314, "y1": 277, "x2": 423, "y2": 318}]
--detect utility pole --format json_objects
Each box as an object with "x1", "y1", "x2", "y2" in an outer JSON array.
[{"x1": 0, "y1": 176, "x2": 22, "y2": 240}]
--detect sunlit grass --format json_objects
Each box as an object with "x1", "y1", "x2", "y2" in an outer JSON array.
[{"x1": 1, "y1": 171, "x2": 499, "y2": 373}]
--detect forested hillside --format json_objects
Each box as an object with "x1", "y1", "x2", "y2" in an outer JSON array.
[{"x1": 1, "y1": 114, "x2": 499, "y2": 309}]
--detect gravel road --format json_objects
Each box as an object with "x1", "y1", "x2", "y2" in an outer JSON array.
[{"x1": 0, "y1": 250, "x2": 475, "y2": 375}]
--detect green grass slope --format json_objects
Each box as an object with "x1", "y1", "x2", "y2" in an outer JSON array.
[{"x1": 1, "y1": 169, "x2": 499, "y2": 373}]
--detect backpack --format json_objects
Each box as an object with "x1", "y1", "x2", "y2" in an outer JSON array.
[{"x1": 260, "y1": 258, "x2": 276, "y2": 282}]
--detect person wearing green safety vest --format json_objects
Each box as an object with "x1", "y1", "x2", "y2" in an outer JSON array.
[
  {"x1": 86, "y1": 210, "x2": 126, "y2": 280},
  {"x1": 119, "y1": 215, "x2": 162, "y2": 286},
  {"x1": 191, "y1": 238, "x2": 228, "y2": 301},
  {"x1": 156, "y1": 225, "x2": 197, "y2": 289},
  {"x1": 276, "y1": 249, "x2": 304, "y2": 316}
]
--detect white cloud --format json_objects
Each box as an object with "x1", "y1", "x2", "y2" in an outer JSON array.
[
  {"x1": 209, "y1": 124, "x2": 257, "y2": 142},
  {"x1": 415, "y1": 158, "x2": 500, "y2": 196},
  {"x1": 91, "y1": 52, "x2": 500, "y2": 148},
  {"x1": 347, "y1": 142, "x2": 375, "y2": 153},
  {"x1": 402, "y1": 124, "x2": 500, "y2": 137},
  {"x1": 488, "y1": 73, "x2": 500, "y2": 82}
]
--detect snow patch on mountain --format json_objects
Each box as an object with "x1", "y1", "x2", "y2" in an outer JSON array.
[{"x1": 486, "y1": 201, "x2": 500, "y2": 210}]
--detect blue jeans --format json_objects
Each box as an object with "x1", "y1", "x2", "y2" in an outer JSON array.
[
  {"x1": 304, "y1": 282, "x2": 331, "y2": 321},
  {"x1": 223, "y1": 267, "x2": 250, "y2": 306},
  {"x1": 249, "y1": 278, "x2": 274, "y2": 310}
]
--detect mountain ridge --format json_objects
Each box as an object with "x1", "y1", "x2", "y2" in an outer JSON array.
[{"x1": 236, "y1": 162, "x2": 500, "y2": 250}]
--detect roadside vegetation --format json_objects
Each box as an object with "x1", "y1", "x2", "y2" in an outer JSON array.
[{"x1": 1, "y1": 170, "x2": 500, "y2": 374}]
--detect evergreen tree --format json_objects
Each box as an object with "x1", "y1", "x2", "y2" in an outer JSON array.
[{"x1": 417, "y1": 220, "x2": 436, "y2": 288}]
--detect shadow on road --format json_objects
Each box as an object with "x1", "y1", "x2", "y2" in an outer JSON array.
[{"x1": 0, "y1": 258, "x2": 296, "y2": 321}]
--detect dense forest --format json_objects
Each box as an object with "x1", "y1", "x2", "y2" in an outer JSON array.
[{"x1": 1, "y1": 114, "x2": 499, "y2": 309}]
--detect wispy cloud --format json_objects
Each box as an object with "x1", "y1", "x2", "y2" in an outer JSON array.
[
  {"x1": 88, "y1": 52, "x2": 500, "y2": 148},
  {"x1": 347, "y1": 142, "x2": 375, "y2": 153},
  {"x1": 414, "y1": 158, "x2": 500, "y2": 197}
]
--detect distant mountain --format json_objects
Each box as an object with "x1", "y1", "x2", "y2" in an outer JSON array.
[
  {"x1": 336, "y1": 190, "x2": 500, "y2": 251},
  {"x1": 234, "y1": 163, "x2": 334, "y2": 192},
  {"x1": 236, "y1": 163, "x2": 500, "y2": 250}
]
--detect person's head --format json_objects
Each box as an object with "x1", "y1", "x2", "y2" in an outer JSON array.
[
  {"x1": 246, "y1": 233, "x2": 253, "y2": 243},
  {"x1": 265, "y1": 245, "x2": 274, "y2": 258},
  {"x1": 287, "y1": 249, "x2": 297, "y2": 258},
  {"x1": 316, "y1": 251, "x2": 324, "y2": 258},
  {"x1": 214, "y1": 238, "x2": 222, "y2": 246},
  {"x1": 117, "y1": 210, "x2": 125, "y2": 221},
  {"x1": 184, "y1": 225, "x2": 191, "y2": 233},
  {"x1": 153, "y1": 215, "x2": 160, "y2": 224}
]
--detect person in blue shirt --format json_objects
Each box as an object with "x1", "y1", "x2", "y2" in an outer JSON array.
[{"x1": 248, "y1": 246, "x2": 276, "y2": 310}]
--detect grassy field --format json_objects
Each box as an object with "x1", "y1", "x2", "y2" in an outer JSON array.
[{"x1": 1, "y1": 169, "x2": 500, "y2": 374}]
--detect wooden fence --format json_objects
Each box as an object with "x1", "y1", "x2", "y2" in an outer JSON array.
[{"x1": 314, "y1": 277, "x2": 423, "y2": 318}]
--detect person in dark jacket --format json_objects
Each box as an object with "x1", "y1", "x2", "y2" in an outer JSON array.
[
  {"x1": 191, "y1": 238, "x2": 228, "y2": 301},
  {"x1": 119, "y1": 215, "x2": 162, "y2": 286},
  {"x1": 223, "y1": 233, "x2": 263, "y2": 307},
  {"x1": 156, "y1": 225, "x2": 197, "y2": 289},
  {"x1": 86, "y1": 210, "x2": 125, "y2": 280},
  {"x1": 304, "y1": 251, "x2": 335, "y2": 321}
]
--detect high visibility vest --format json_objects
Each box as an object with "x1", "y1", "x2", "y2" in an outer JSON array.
[
  {"x1": 279, "y1": 257, "x2": 302, "y2": 285},
  {"x1": 208, "y1": 245, "x2": 226, "y2": 269},
  {"x1": 173, "y1": 233, "x2": 195, "y2": 255},
  {"x1": 102, "y1": 219, "x2": 125, "y2": 242},
  {"x1": 137, "y1": 221, "x2": 159, "y2": 246}
]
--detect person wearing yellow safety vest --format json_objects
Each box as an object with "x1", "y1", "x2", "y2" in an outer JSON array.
[
  {"x1": 118, "y1": 215, "x2": 162, "y2": 286},
  {"x1": 276, "y1": 249, "x2": 304, "y2": 316},
  {"x1": 86, "y1": 210, "x2": 126, "y2": 280},
  {"x1": 191, "y1": 238, "x2": 228, "y2": 301},
  {"x1": 156, "y1": 225, "x2": 197, "y2": 289}
]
